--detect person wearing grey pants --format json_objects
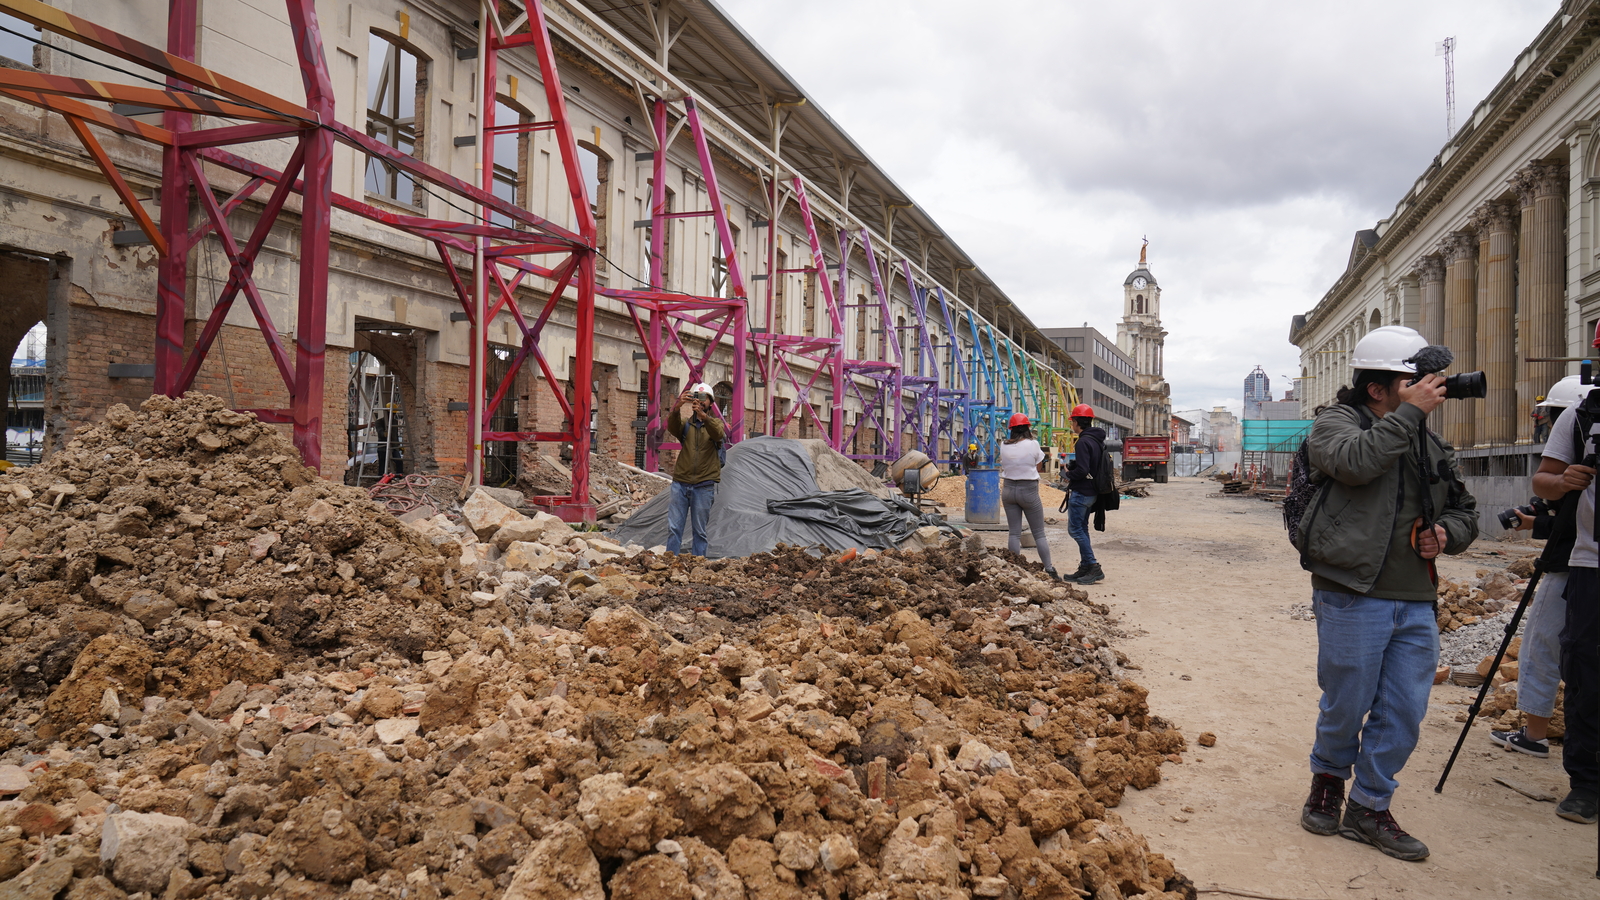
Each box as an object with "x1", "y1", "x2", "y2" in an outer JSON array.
[{"x1": 999, "y1": 414, "x2": 1058, "y2": 580}]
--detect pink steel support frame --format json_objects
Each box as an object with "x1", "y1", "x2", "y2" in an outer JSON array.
[{"x1": 617, "y1": 96, "x2": 748, "y2": 471}]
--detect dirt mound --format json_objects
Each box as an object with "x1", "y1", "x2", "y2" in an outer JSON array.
[
  {"x1": 1436, "y1": 570, "x2": 1525, "y2": 632},
  {"x1": 0, "y1": 394, "x2": 468, "y2": 737}
]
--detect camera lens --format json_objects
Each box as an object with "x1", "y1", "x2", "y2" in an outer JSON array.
[
  {"x1": 1496, "y1": 508, "x2": 1519, "y2": 530},
  {"x1": 1444, "y1": 371, "x2": 1487, "y2": 400}
]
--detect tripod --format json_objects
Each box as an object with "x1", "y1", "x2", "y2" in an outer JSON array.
[{"x1": 1435, "y1": 562, "x2": 1543, "y2": 794}]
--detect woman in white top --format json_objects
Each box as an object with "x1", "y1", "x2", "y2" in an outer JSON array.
[{"x1": 998, "y1": 413, "x2": 1058, "y2": 580}]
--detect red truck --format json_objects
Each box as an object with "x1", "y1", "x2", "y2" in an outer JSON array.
[{"x1": 1121, "y1": 435, "x2": 1171, "y2": 483}]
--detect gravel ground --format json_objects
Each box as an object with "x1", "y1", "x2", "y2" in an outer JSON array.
[{"x1": 1439, "y1": 608, "x2": 1520, "y2": 669}]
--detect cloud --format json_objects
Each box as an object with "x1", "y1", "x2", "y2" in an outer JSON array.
[{"x1": 716, "y1": 0, "x2": 1556, "y2": 414}]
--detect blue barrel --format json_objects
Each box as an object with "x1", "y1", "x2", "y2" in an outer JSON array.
[{"x1": 964, "y1": 467, "x2": 1002, "y2": 525}]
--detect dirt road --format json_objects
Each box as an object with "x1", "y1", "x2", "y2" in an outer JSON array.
[{"x1": 979, "y1": 477, "x2": 1597, "y2": 898}]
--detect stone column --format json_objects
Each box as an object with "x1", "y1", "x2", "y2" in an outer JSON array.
[
  {"x1": 1415, "y1": 254, "x2": 1446, "y2": 344},
  {"x1": 1441, "y1": 232, "x2": 1478, "y2": 448},
  {"x1": 1475, "y1": 201, "x2": 1518, "y2": 445},
  {"x1": 1515, "y1": 162, "x2": 1568, "y2": 442}
]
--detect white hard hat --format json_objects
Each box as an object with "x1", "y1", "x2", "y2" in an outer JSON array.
[
  {"x1": 690, "y1": 382, "x2": 715, "y2": 397},
  {"x1": 1541, "y1": 375, "x2": 1595, "y2": 410},
  {"x1": 1349, "y1": 326, "x2": 1430, "y2": 374}
]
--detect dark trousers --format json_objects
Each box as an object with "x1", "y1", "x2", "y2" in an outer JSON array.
[{"x1": 1562, "y1": 566, "x2": 1600, "y2": 792}]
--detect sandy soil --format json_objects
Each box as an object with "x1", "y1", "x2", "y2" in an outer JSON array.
[{"x1": 978, "y1": 478, "x2": 1598, "y2": 898}]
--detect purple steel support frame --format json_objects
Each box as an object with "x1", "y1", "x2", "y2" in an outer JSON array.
[
  {"x1": 838, "y1": 228, "x2": 904, "y2": 461},
  {"x1": 618, "y1": 96, "x2": 749, "y2": 471}
]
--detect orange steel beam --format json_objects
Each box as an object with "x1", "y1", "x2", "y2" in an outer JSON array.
[
  {"x1": 63, "y1": 115, "x2": 167, "y2": 255},
  {"x1": 0, "y1": 0, "x2": 315, "y2": 121},
  {"x1": 0, "y1": 88, "x2": 172, "y2": 144},
  {"x1": 0, "y1": 68, "x2": 293, "y2": 122}
]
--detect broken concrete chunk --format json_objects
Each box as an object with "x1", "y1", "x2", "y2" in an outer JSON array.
[
  {"x1": 819, "y1": 833, "x2": 858, "y2": 873},
  {"x1": 100, "y1": 810, "x2": 191, "y2": 894},
  {"x1": 503, "y1": 821, "x2": 604, "y2": 900},
  {"x1": 461, "y1": 489, "x2": 527, "y2": 541},
  {"x1": 773, "y1": 830, "x2": 819, "y2": 871}
]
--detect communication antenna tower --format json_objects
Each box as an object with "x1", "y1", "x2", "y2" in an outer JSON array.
[{"x1": 1436, "y1": 36, "x2": 1456, "y2": 138}]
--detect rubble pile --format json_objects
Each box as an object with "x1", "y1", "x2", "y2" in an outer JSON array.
[
  {"x1": 0, "y1": 395, "x2": 1196, "y2": 899},
  {"x1": 1435, "y1": 570, "x2": 1526, "y2": 632}
]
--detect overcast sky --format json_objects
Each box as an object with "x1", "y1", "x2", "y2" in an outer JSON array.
[{"x1": 718, "y1": 0, "x2": 1558, "y2": 415}]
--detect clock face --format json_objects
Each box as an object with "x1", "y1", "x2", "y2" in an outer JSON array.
[{"x1": 1133, "y1": 277, "x2": 1147, "y2": 290}]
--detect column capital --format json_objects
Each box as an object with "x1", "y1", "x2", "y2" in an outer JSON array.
[
  {"x1": 1412, "y1": 253, "x2": 1445, "y2": 285},
  {"x1": 1440, "y1": 231, "x2": 1478, "y2": 264},
  {"x1": 1469, "y1": 199, "x2": 1517, "y2": 236},
  {"x1": 1512, "y1": 161, "x2": 1568, "y2": 206}
]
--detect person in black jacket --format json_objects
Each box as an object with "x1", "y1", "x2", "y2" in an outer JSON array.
[{"x1": 1064, "y1": 404, "x2": 1105, "y2": 584}]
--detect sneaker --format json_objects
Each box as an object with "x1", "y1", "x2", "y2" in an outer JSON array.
[
  {"x1": 1489, "y1": 726, "x2": 1550, "y2": 759},
  {"x1": 1300, "y1": 773, "x2": 1344, "y2": 835},
  {"x1": 1044, "y1": 566, "x2": 1062, "y2": 582},
  {"x1": 1557, "y1": 788, "x2": 1599, "y2": 824},
  {"x1": 1339, "y1": 801, "x2": 1429, "y2": 861},
  {"x1": 1073, "y1": 563, "x2": 1105, "y2": 585}
]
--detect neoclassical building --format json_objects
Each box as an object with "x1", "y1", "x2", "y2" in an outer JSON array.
[
  {"x1": 1118, "y1": 246, "x2": 1172, "y2": 437},
  {"x1": 1293, "y1": 1, "x2": 1600, "y2": 462}
]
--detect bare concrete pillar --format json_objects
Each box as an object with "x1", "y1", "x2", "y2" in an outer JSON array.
[
  {"x1": 1475, "y1": 201, "x2": 1517, "y2": 445},
  {"x1": 1441, "y1": 232, "x2": 1478, "y2": 449},
  {"x1": 1515, "y1": 162, "x2": 1568, "y2": 442}
]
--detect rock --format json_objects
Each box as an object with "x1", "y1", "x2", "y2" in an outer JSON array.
[
  {"x1": 787, "y1": 709, "x2": 860, "y2": 753},
  {"x1": 504, "y1": 541, "x2": 556, "y2": 571},
  {"x1": 462, "y1": 489, "x2": 528, "y2": 541},
  {"x1": 1434, "y1": 665, "x2": 1452, "y2": 685},
  {"x1": 0, "y1": 839, "x2": 25, "y2": 881},
  {"x1": 0, "y1": 858, "x2": 73, "y2": 900},
  {"x1": 663, "y1": 763, "x2": 776, "y2": 851},
  {"x1": 0, "y1": 766, "x2": 29, "y2": 794},
  {"x1": 100, "y1": 810, "x2": 190, "y2": 894},
  {"x1": 247, "y1": 531, "x2": 279, "y2": 560},
  {"x1": 363, "y1": 685, "x2": 404, "y2": 719},
  {"x1": 13, "y1": 803, "x2": 70, "y2": 838},
  {"x1": 609, "y1": 854, "x2": 694, "y2": 900},
  {"x1": 122, "y1": 592, "x2": 175, "y2": 628},
  {"x1": 470, "y1": 796, "x2": 518, "y2": 830},
  {"x1": 303, "y1": 499, "x2": 337, "y2": 526},
  {"x1": 773, "y1": 831, "x2": 819, "y2": 871},
  {"x1": 585, "y1": 606, "x2": 667, "y2": 653},
  {"x1": 374, "y1": 717, "x2": 419, "y2": 744},
  {"x1": 679, "y1": 837, "x2": 745, "y2": 900},
  {"x1": 281, "y1": 798, "x2": 367, "y2": 883},
  {"x1": 279, "y1": 732, "x2": 343, "y2": 768},
  {"x1": 819, "y1": 833, "x2": 858, "y2": 873},
  {"x1": 583, "y1": 536, "x2": 627, "y2": 555},
  {"x1": 972, "y1": 875, "x2": 1009, "y2": 896},
  {"x1": 475, "y1": 824, "x2": 531, "y2": 875},
  {"x1": 207, "y1": 680, "x2": 249, "y2": 716},
  {"x1": 503, "y1": 821, "x2": 604, "y2": 900},
  {"x1": 878, "y1": 817, "x2": 959, "y2": 886},
  {"x1": 577, "y1": 773, "x2": 680, "y2": 855},
  {"x1": 1196, "y1": 732, "x2": 1217, "y2": 748}
]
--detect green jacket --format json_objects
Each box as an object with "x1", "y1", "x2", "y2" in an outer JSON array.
[
  {"x1": 666, "y1": 405, "x2": 724, "y2": 484},
  {"x1": 1297, "y1": 402, "x2": 1478, "y2": 594}
]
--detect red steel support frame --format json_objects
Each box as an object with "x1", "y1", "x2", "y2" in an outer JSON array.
[{"x1": 0, "y1": 0, "x2": 606, "y2": 516}]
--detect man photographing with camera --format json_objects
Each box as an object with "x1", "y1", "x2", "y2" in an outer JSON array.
[
  {"x1": 1295, "y1": 325, "x2": 1479, "y2": 861},
  {"x1": 1531, "y1": 376, "x2": 1600, "y2": 825}
]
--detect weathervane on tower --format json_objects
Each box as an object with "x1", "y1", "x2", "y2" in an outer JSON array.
[{"x1": 1139, "y1": 236, "x2": 1148, "y2": 266}]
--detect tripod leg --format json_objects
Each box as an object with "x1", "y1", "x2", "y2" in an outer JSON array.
[{"x1": 1436, "y1": 567, "x2": 1543, "y2": 793}]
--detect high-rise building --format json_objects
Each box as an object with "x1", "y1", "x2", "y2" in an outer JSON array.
[
  {"x1": 1041, "y1": 326, "x2": 1136, "y2": 439},
  {"x1": 1244, "y1": 366, "x2": 1271, "y2": 418}
]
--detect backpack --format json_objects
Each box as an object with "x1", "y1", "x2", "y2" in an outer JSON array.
[
  {"x1": 1283, "y1": 406, "x2": 1372, "y2": 548},
  {"x1": 1094, "y1": 443, "x2": 1120, "y2": 512}
]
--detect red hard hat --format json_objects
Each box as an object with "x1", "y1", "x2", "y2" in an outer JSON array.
[
  {"x1": 1071, "y1": 404, "x2": 1094, "y2": 418},
  {"x1": 1008, "y1": 412, "x2": 1030, "y2": 428}
]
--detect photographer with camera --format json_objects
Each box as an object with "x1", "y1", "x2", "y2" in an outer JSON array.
[
  {"x1": 1487, "y1": 376, "x2": 1591, "y2": 761},
  {"x1": 1295, "y1": 326, "x2": 1479, "y2": 861},
  {"x1": 1531, "y1": 374, "x2": 1600, "y2": 824},
  {"x1": 664, "y1": 382, "x2": 724, "y2": 557}
]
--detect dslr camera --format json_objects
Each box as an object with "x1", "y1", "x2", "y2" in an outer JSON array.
[
  {"x1": 1496, "y1": 496, "x2": 1552, "y2": 531},
  {"x1": 1407, "y1": 345, "x2": 1487, "y2": 399}
]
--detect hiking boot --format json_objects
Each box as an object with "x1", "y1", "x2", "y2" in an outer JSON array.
[
  {"x1": 1339, "y1": 801, "x2": 1429, "y2": 860},
  {"x1": 1489, "y1": 726, "x2": 1550, "y2": 759},
  {"x1": 1073, "y1": 564, "x2": 1105, "y2": 585},
  {"x1": 1557, "y1": 788, "x2": 1599, "y2": 824},
  {"x1": 1300, "y1": 773, "x2": 1344, "y2": 835},
  {"x1": 1066, "y1": 563, "x2": 1091, "y2": 580}
]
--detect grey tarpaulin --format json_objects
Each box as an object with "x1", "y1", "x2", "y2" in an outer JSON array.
[{"x1": 610, "y1": 436, "x2": 948, "y2": 558}]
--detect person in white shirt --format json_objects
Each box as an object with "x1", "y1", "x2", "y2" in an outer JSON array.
[{"x1": 999, "y1": 413, "x2": 1059, "y2": 581}]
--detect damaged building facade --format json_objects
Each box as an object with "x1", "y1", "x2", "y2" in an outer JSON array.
[
  {"x1": 1292, "y1": 1, "x2": 1600, "y2": 532},
  {"x1": 0, "y1": 0, "x2": 1079, "y2": 494}
]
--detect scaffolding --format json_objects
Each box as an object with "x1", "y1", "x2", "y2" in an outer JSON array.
[{"x1": 0, "y1": 0, "x2": 1086, "y2": 512}]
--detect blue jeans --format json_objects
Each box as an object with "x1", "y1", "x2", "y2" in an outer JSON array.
[
  {"x1": 666, "y1": 480, "x2": 716, "y2": 556},
  {"x1": 1066, "y1": 491, "x2": 1096, "y2": 566},
  {"x1": 1517, "y1": 571, "x2": 1567, "y2": 719},
  {"x1": 1309, "y1": 590, "x2": 1438, "y2": 811}
]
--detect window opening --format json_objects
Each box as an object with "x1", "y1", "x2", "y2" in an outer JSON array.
[
  {"x1": 578, "y1": 143, "x2": 609, "y2": 276},
  {"x1": 346, "y1": 349, "x2": 408, "y2": 487},
  {"x1": 490, "y1": 99, "x2": 526, "y2": 229},
  {"x1": 6, "y1": 322, "x2": 45, "y2": 465},
  {"x1": 0, "y1": 12, "x2": 39, "y2": 68},
  {"x1": 483, "y1": 345, "x2": 519, "y2": 486},
  {"x1": 366, "y1": 33, "x2": 424, "y2": 206}
]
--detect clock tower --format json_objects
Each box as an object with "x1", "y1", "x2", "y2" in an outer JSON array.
[{"x1": 1116, "y1": 241, "x2": 1172, "y2": 437}]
